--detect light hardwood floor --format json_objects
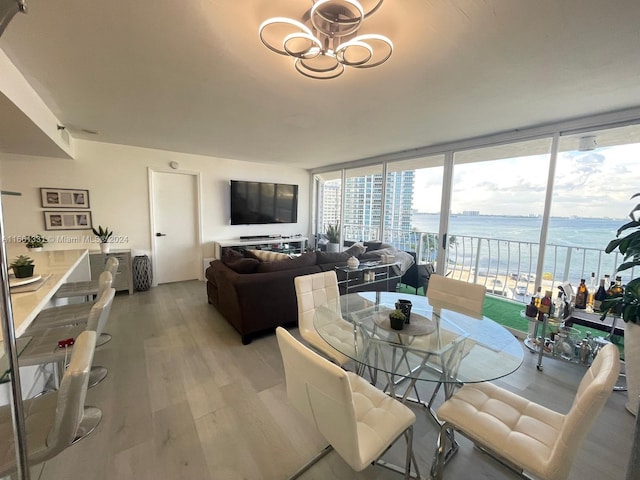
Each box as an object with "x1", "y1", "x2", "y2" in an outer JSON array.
[{"x1": 32, "y1": 280, "x2": 634, "y2": 480}]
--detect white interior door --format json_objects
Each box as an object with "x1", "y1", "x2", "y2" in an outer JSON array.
[{"x1": 151, "y1": 170, "x2": 200, "y2": 284}]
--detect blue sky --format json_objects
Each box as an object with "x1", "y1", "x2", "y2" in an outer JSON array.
[{"x1": 413, "y1": 143, "x2": 639, "y2": 219}]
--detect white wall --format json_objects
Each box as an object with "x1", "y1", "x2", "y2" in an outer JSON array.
[{"x1": 0, "y1": 139, "x2": 311, "y2": 260}]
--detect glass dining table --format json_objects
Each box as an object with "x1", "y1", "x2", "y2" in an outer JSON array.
[{"x1": 314, "y1": 291, "x2": 524, "y2": 409}]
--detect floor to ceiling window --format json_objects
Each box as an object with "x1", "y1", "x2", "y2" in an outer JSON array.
[
  {"x1": 311, "y1": 113, "x2": 640, "y2": 304},
  {"x1": 385, "y1": 155, "x2": 444, "y2": 261},
  {"x1": 316, "y1": 171, "x2": 342, "y2": 245},
  {"x1": 449, "y1": 139, "x2": 553, "y2": 297},
  {"x1": 547, "y1": 125, "x2": 640, "y2": 294},
  {"x1": 343, "y1": 165, "x2": 384, "y2": 243}
]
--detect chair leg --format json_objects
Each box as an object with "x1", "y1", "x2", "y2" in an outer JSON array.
[
  {"x1": 73, "y1": 406, "x2": 103, "y2": 444},
  {"x1": 288, "y1": 444, "x2": 333, "y2": 479},
  {"x1": 429, "y1": 422, "x2": 458, "y2": 480},
  {"x1": 88, "y1": 366, "x2": 108, "y2": 388},
  {"x1": 405, "y1": 425, "x2": 416, "y2": 480}
]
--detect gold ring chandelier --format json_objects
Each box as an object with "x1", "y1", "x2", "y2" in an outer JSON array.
[{"x1": 259, "y1": 0, "x2": 393, "y2": 79}]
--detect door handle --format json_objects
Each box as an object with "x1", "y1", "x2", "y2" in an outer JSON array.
[{"x1": 156, "y1": 232, "x2": 167, "y2": 237}]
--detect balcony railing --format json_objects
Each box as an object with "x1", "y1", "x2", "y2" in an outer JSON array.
[{"x1": 342, "y1": 224, "x2": 637, "y2": 303}]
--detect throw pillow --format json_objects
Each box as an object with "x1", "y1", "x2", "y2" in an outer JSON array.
[
  {"x1": 364, "y1": 241, "x2": 383, "y2": 251},
  {"x1": 226, "y1": 258, "x2": 259, "y2": 274},
  {"x1": 344, "y1": 242, "x2": 367, "y2": 257},
  {"x1": 256, "y1": 252, "x2": 317, "y2": 273},
  {"x1": 221, "y1": 248, "x2": 244, "y2": 265},
  {"x1": 246, "y1": 249, "x2": 291, "y2": 262}
]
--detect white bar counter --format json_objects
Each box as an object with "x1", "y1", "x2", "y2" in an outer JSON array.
[{"x1": 5, "y1": 249, "x2": 90, "y2": 340}]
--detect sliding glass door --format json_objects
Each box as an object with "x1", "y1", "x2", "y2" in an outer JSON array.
[{"x1": 448, "y1": 138, "x2": 553, "y2": 298}]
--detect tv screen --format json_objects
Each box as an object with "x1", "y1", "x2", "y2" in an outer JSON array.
[{"x1": 230, "y1": 180, "x2": 298, "y2": 225}]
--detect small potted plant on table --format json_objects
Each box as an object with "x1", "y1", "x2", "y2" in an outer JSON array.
[
  {"x1": 23, "y1": 234, "x2": 48, "y2": 252},
  {"x1": 389, "y1": 309, "x2": 406, "y2": 330},
  {"x1": 10, "y1": 255, "x2": 35, "y2": 278},
  {"x1": 93, "y1": 225, "x2": 113, "y2": 254}
]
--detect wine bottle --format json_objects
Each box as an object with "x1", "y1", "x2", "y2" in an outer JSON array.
[
  {"x1": 574, "y1": 279, "x2": 588, "y2": 309},
  {"x1": 611, "y1": 276, "x2": 624, "y2": 297},
  {"x1": 539, "y1": 290, "x2": 552, "y2": 315},
  {"x1": 525, "y1": 296, "x2": 538, "y2": 318},
  {"x1": 534, "y1": 286, "x2": 542, "y2": 308},
  {"x1": 593, "y1": 278, "x2": 607, "y2": 312}
]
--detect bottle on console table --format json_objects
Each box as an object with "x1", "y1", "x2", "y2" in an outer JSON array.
[
  {"x1": 525, "y1": 297, "x2": 538, "y2": 318},
  {"x1": 574, "y1": 279, "x2": 587, "y2": 309},
  {"x1": 593, "y1": 278, "x2": 607, "y2": 312}
]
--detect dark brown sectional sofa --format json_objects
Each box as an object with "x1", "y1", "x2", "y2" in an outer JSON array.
[{"x1": 206, "y1": 246, "x2": 410, "y2": 344}]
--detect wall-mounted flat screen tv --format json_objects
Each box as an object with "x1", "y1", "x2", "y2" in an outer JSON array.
[{"x1": 230, "y1": 180, "x2": 298, "y2": 225}]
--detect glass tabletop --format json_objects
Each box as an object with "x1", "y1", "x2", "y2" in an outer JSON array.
[{"x1": 314, "y1": 291, "x2": 524, "y2": 385}]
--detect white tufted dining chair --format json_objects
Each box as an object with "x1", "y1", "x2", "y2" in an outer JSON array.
[
  {"x1": 430, "y1": 342, "x2": 620, "y2": 480},
  {"x1": 426, "y1": 274, "x2": 487, "y2": 315},
  {"x1": 394, "y1": 274, "x2": 486, "y2": 407},
  {"x1": 276, "y1": 327, "x2": 418, "y2": 479},
  {"x1": 294, "y1": 270, "x2": 354, "y2": 366}
]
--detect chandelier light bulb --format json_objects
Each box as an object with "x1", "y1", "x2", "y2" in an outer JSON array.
[{"x1": 258, "y1": 0, "x2": 391, "y2": 79}]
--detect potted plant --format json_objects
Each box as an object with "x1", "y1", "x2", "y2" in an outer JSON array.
[
  {"x1": 389, "y1": 309, "x2": 406, "y2": 330},
  {"x1": 23, "y1": 234, "x2": 48, "y2": 251},
  {"x1": 600, "y1": 192, "x2": 640, "y2": 415},
  {"x1": 325, "y1": 222, "x2": 340, "y2": 253},
  {"x1": 10, "y1": 255, "x2": 35, "y2": 278},
  {"x1": 92, "y1": 225, "x2": 113, "y2": 254}
]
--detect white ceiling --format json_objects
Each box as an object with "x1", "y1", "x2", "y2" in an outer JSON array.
[{"x1": 1, "y1": 0, "x2": 639, "y2": 169}]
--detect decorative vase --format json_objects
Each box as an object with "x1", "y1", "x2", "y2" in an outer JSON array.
[
  {"x1": 625, "y1": 321, "x2": 640, "y2": 416},
  {"x1": 12, "y1": 265, "x2": 34, "y2": 278},
  {"x1": 100, "y1": 242, "x2": 110, "y2": 254},
  {"x1": 395, "y1": 299, "x2": 412, "y2": 324},
  {"x1": 347, "y1": 256, "x2": 359, "y2": 269},
  {"x1": 27, "y1": 247, "x2": 43, "y2": 252},
  {"x1": 327, "y1": 243, "x2": 340, "y2": 253},
  {"x1": 132, "y1": 255, "x2": 153, "y2": 291}
]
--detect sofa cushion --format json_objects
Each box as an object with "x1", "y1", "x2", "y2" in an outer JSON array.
[
  {"x1": 256, "y1": 252, "x2": 317, "y2": 273},
  {"x1": 316, "y1": 251, "x2": 351, "y2": 265},
  {"x1": 361, "y1": 247, "x2": 415, "y2": 274},
  {"x1": 222, "y1": 248, "x2": 244, "y2": 264},
  {"x1": 246, "y1": 249, "x2": 291, "y2": 262},
  {"x1": 226, "y1": 258, "x2": 260, "y2": 274},
  {"x1": 344, "y1": 242, "x2": 367, "y2": 257},
  {"x1": 364, "y1": 241, "x2": 383, "y2": 251}
]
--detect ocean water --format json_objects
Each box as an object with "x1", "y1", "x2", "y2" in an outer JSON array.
[
  {"x1": 409, "y1": 213, "x2": 632, "y2": 286},
  {"x1": 411, "y1": 213, "x2": 622, "y2": 250}
]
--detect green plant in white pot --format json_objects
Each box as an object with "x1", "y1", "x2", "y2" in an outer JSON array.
[
  {"x1": 23, "y1": 234, "x2": 48, "y2": 251},
  {"x1": 93, "y1": 225, "x2": 113, "y2": 254},
  {"x1": 600, "y1": 192, "x2": 640, "y2": 415},
  {"x1": 325, "y1": 222, "x2": 340, "y2": 253}
]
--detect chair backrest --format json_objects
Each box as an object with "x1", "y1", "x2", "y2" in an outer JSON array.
[
  {"x1": 276, "y1": 327, "x2": 360, "y2": 465},
  {"x1": 294, "y1": 271, "x2": 340, "y2": 341},
  {"x1": 546, "y1": 343, "x2": 620, "y2": 480},
  {"x1": 427, "y1": 274, "x2": 486, "y2": 315},
  {"x1": 45, "y1": 330, "x2": 96, "y2": 457},
  {"x1": 97, "y1": 271, "x2": 113, "y2": 296},
  {"x1": 85, "y1": 287, "x2": 116, "y2": 338},
  {"x1": 105, "y1": 256, "x2": 119, "y2": 278}
]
